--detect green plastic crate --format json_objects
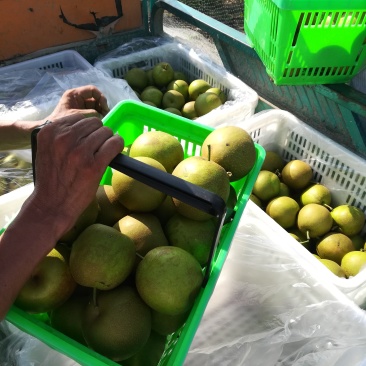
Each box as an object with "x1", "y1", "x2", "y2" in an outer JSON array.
[
  {"x1": 244, "y1": 0, "x2": 366, "y2": 85},
  {"x1": 5, "y1": 100, "x2": 265, "y2": 366}
]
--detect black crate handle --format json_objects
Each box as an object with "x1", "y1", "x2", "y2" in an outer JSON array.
[{"x1": 31, "y1": 125, "x2": 227, "y2": 286}]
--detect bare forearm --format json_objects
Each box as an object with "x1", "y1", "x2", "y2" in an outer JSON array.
[
  {"x1": 0, "y1": 119, "x2": 45, "y2": 151},
  {"x1": 0, "y1": 195, "x2": 67, "y2": 319}
]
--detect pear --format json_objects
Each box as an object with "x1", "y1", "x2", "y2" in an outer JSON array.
[
  {"x1": 166, "y1": 79, "x2": 189, "y2": 101},
  {"x1": 281, "y1": 160, "x2": 313, "y2": 190},
  {"x1": 152, "y1": 195, "x2": 177, "y2": 227},
  {"x1": 278, "y1": 182, "x2": 290, "y2": 197},
  {"x1": 316, "y1": 232, "x2": 355, "y2": 265},
  {"x1": 112, "y1": 156, "x2": 167, "y2": 212},
  {"x1": 69, "y1": 223, "x2": 136, "y2": 290},
  {"x1": 59, "y1": 197, "x2": 99, "y2": 243},
  {"x1": 122, "y1": 330, "x2": 167, "y2": 366},
  {"x1": 164, "y1": 213, "x2": 216, "y2": 266},
  {"x1": 201, "y1": 125, "x2": 257, "y2": 182},
  {"x1": 266, "y1": 196, "x2": 300, "y2": 229},
  {"x1": 129, "y1": 131, "x2": 184, "y2": 174},
  {"x1": 136, "y1": 246, "x2": 203, "y2": 315},
  {"x1": 162, "y1": 90, "x2": 186, "y2": 111},
  {"x1": 188, "y1": 79, "x2": 211, "y2": 101},
  {"x1": 297, "y1": 203, "x2": 333, "y2": 238},
  {"x1": 114, "y1": 213, "x2": 169, "y2": 258},
  {"x1": 171, "y1": 156, "x2": 230, "y2": 221},
  {"x1": 146, "y1": 69, "x2": 155, "y2": 86},
  {"x1": 173, "y1": 71, "x2": 188, "y2": 82},
  {"x1": 349, "y1": 234, "x2": 366, "y2": 251},
  {"x1": 331, "y1": 204, "x2": 365, "y2": 236},
  {"x1": 124, "y1": 68, "x2": 149, "y2": 92},
  {"x1": 300, "y1": 183, "x2": 332, "y2": 207},
  {"x1": 206, "y1": 87, "x2": 227, "y2": 104},
  {"x1": 96, "y1": 185, "x2": 129, "y2": 227},
  {"x1": 152, "y1": 62, "x2": 175, "y2": 88},
  {"x1": 164, "y1": 107, "x2": 182, "y2": 116},
  {"x1": 252, "y1": 170, "x2": 281, "y2": 202},
  {"x1": 49, "y1": 291, "x2": 90, "y2": 345},
  {"x1": 341, "y1": 251, "x2": 366, "y2": 277},
  {"x1": 82, "y1": 285, "x2": 152, "y2": 362},
  {"x1": 318, "y1": 258, "x2": 347, "y2": 278},
  {"x1": 15, "y1": 246, "x2": 77, "y2": 313},
  {"x1": 181, "y1": 101, "x2": 197, "y2": 119},
  {"x1": 261, "y1": 151, "x2": 285, "y2": 172},
  {"x1": 194, "y1": 92, "x2": 222, "y2": 117},
  {"x1": 249, "y1": 193, "x2": 262, "y2": 208},
  {"x1": 151, "y1": 309, "x2": 190, "y2": 336},
  {"x1": 140, "y1": 87, "x2": 163, "y2": 108}
]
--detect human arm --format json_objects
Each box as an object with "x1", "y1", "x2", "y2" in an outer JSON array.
[
  {"x1": 0, "y1": 113, "x2": 123, "y2": 319},
  {"x1": 0, "y1": 85, "x2": 109, "y2": 151}
]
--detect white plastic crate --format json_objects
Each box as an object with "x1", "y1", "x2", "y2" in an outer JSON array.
[
  {"x1": 94, "y1": 41, "x2": 258, "y2": 127},
  {"x1": 0, "y1": 50, "x2": 92, "y2": 74},
  {"x1": 237, "y1": 109, "x2": 366, "y2": 308}
]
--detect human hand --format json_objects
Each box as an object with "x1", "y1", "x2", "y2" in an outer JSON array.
[
  {"x1": 46, "y1": 85, "x2": 110, "y2": 121},
  {"x1": 28, "y1": 113, "x2": 123, "y2": 240}
]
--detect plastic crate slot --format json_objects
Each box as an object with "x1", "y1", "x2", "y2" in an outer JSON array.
[{"x1": 360, "y1": 12, "x2": 366, "y2": 24}]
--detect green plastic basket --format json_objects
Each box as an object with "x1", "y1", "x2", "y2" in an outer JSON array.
[
  {"x1": 244, "y1": 0, "x2": 366, "y2": 85},
  {"x1": 5, "y1": 100, "x2": 265, "y2": 366}
]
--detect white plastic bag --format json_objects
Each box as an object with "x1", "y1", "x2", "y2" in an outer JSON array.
[{"x1": 185, "y1": 200, "x2": 366, "y2": 366}]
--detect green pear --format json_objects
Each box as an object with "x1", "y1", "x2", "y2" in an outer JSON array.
[
  {"x1": 297, "y1": 203, "x2": 333, "y2": 238},
  {"x1": 49, "y1": 291, "x2": 90, "y2": 344},
  {"x1": 171, "y1": 156, "x2": 230, "y2": 221},
  {"x1": 173, "y1": 71, "x2": 188, "y2": 82},
  {"x1": 252, "y1": 170, "x2": 281, "y2": 202},
  {"x1": 124, "y1": 68, "x2": 149, "y2": 92},
  {"x1": 201, "y1": 125, "x2": 257, "y2": 181},
  {"x1": 114, "y1": 213, "x2": 169, "y2": 258},
  {"x1": 331, "y1": 205, "x2": 365, "y2": 236},
  {"x1": 152, "y1": 62, "x2": 175, "y2": 88},
  {"x1": 96, "y1": 185, "x2": 129, "y2": 227},
  {"x1": 316, "y1": 232, "x2": 355, "y2": 265},
  {"x1": 69, "y1": 223, "x2": 136, "y2": 290},
  {"x1": 112, "y1": 156, "x2": 167, "y2": 212},
  {"x1": 300, "y1": 183, "x2": 332, "y2": 207},
  {"x1": 152, "y1": 195, "x2": 177, "y2": 227},
  {"x1": 188, "y1": 79, "x2": 211, "y2": 101},
  {"x1": 266, "y1": 196, "x2": 300, "y2": 229},
  {"x1": 261, "y1": 151, "x2": 285, "y2": 172},
  {"x1": 181, "y1": 101, "x2": 197, "y2": 119},
  {"x1": 140, "y1": 87, "x2": 163, "y2": 108},
  {"x1": 59, "y1": 197, "x2": 99, "y2": 243},
  {"x1": 194, "y1": 92, "x2": 222, "y2": 117},
  {"x1": 122, "y1": 330, "x2": 167, "y2": 366},
  {"x1": 15, "y1": 246, "x2": 77, "y2": 313},
  {"x1": 341, "y1": 250, "x2": 366, "y2": 277},
  {"x1": 82, "y1": 285, "x2": 152, "y2": 362},
  {"x1": 281, "y1": 160, "x2": 313, "y2": 191},
  {"x1": 164, "y1": 213, "x2": 216, "y2": 266},
  {"x1": 151, "y1": 309, "x2": 190, "y2": 336},
  {"x1": 318, "y1": 258, "x2": 346, "y2": 278},
  {"x1": 136, "y1": 246, "x2": 203, "y2": 315},
  {"x1": 166, "y1": 79, "x2": 189, "y2": 101},
  {"x1": 161, "y1": 90, "x2": 185, "y2": 110},
  {"x1": 205, "y1": 87, "x2": 227, "y2": 104},
  {"x1": 164, "y1": 107, "x2": 182, "y2": 116},
  {"x1": 129, "y1": 130, "x2": 184, "y2": 174}
]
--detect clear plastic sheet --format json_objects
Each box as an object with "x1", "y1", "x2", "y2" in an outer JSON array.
[
  {"x1": 185, "y1": 200, "x2": 366, "y2": 366},
  {"x1": 0, "y1": 66, "x2": 139, "y2": 196}
]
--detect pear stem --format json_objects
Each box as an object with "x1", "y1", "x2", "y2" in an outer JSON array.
[
  {"x1": 136, "y1": 252, "x2": 144, "y2": 260},
  {"x1": 306, "y1": 230, "x2": 311, "y2": 241},
  {"x1": 207, "y1": 144, "x2": 211, "y2": 161},
  {"x1": 93, "y1": 287, "x2": 98, "y2": 308},
  {"x1": 323, "y1": 203, "x2": 333, "y2": 211}
]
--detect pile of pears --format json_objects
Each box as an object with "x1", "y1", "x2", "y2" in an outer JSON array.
[
  {"x1": 0, "y1": 152, "x2": 33, "y2": 196},
  {"x1": 14, "y1": 125, "x2": 257, "y2": 365},
  {"x1": 250, "y1": 150, "x2": 366, "y2": 279},
  {"x1": 124, "y1": 62, "x2": 227, "y2": 120}
]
